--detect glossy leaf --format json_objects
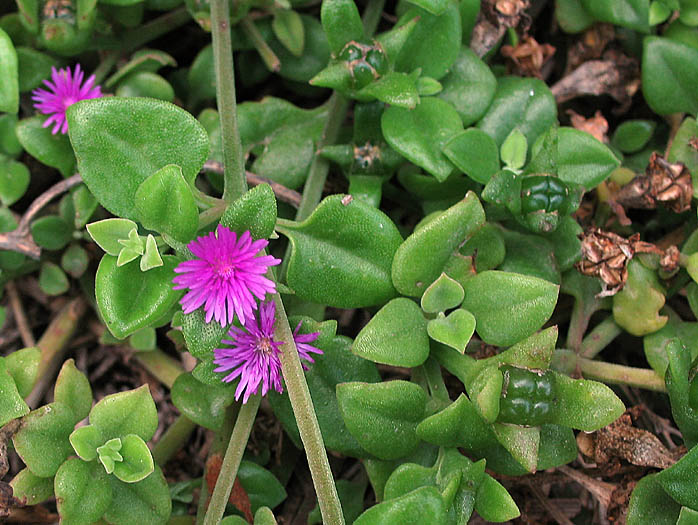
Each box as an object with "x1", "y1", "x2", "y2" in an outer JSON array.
[
  {"x1": 13, "y1": 402, "x2": 75, "y2": 478},
  {"x1": 135, "y1": 164, "x2": 199, "y2": 243},
  {"x1": 581, "y1": 0, "x2": 649, "y2": 32},
  {"x1": 238, "y1": 460, "x2": 287, "y2": 513},
  {"x1": 16, "y1": 116, "x2": 76, "y2": 177},
  {"x1": 55, "y1": 458, "x2": 112, "y2": 524},
  {"x1": 442, "y1": 128, "x2": 500, "y2": 185},
  {"x1": 95, "y1": 254, "x2": 183, "y2": 339},
  {"x1": 278, "y1": 194, "x2": 403, "y2": 308},
  {"x1": 421, "y1": 273, "x2": 465, "y2": 313},
  {"x1": 613, "y1": 259, "x2": 667, "y2": 336},
  {"x1": 337, "y1": 380, "x2": 427, "y2": 460},
  {"x1": 353, "y1": 298, "x2": 430, "y2": 366},
  {"x1": 115, "y1": 72, "x2": 175, "y2": 102},
  {"x1": 67, "y1": 97, "x2": 209, "y2": 220},
  {"x1": 355, "y1": 486, "x2": 446, "y2": 524},
  {"x1": 627, "y1": 473, "x2": 681, "y2": 525},
  {"x1": 553, "y1": 127, "x2": 620, "y2": 189},
  {"x1": 320, "y1": 0, "x2": 364, "y2": 56},
  {"x1": 642, "y1": 36, "x2": 698, "y2": 115},
  {"x1": 171, "y1": 372, "x2": 234, "y2": 430},
  {"x1": 392, "y1": 192, "x2": 485, "y2": 296},
  {"x1": 273, "y1": 9, "x2": 305, "y2": 57},
  {"x1": 461, "y1": 271, "x2": 559, "y2": 346},
  {"x1": 0, "y1": 27, "x2": 18, "y2": 113},
  {"x1": 70, "y1": 424, "x2": 103, "y2": 462},
  {"x1": 427, "y1": 309, "x2": 476, "y2": 353},
  {"x1": 382, "y1": 97, "x2": 462, "y2": 181},
  {"x1": 89, "y1": 384, "x2": 158, "y2": 442},
  {"x1": 477, "y1": 77, "x2": 557, "y2": 147},
  {"x1": 612, "y1": 119, "x2": 656, "y2": 153},
  {"x1": 357, "y1": 71, "x2": 420, "y2": 109},
  {"x1": 54, "y1": 359, "x2": 92, "y2": 423},
  {"x1": 112, "y1": 434, "x2": 155, "y2": 483},
  {"x1": 87, "y1": 218, "x2": 139, "y2": 256},
  {"x1": 0, "y1": 158, "x2": 29, "y2": 206},
  {"x1": 439, "y1": 48, "x2": 496, "y2": 126},
  {"x1": 4, "y1": 346, "x2": 40, "y2": 398}
]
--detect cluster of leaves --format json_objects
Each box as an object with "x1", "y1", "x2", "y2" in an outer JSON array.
[{"x1": 1, "y1": 0, "x2": 698, "y2": 523}]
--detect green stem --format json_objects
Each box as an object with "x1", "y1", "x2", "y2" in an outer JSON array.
[
  {"x1": 152, "y1": 415, "x2": 198, "y2": 466},
  {"x1": 422, "y1": 357, "x2": 450, "y2": 404},
  {"x1": 552, "y1": 350, "x2": 666, "y2": 392},
  {"x1": 196, "y1": 404, "x2": 238, "y2": 524},
  {"x1": 124, "y1": 7, "x2": 191, "y2": 52},
  {"x1": 271, "y1": 291, "x2": 345, "y2": 525},
  {"x1": 579, "y1": 317, "x2": 622, "y2": 359},
  {"x1": 134, "y1": 349, "x2": 184, "y2": 389},
  {"x1": 203, "y1": 396, "x2": 261, "y2": 525},
  {"x1": 361, "y1": 0, "x2": 386, "y2": 35},
  {"x1": 92, "y1": 51, "x2": 120, "y2": 85},
  {"x1": 211, "y1": 0, "x2": 247, "y2": 204},
  {"x1": 241, "y1": 18, "x2": 281, "y2": 72}
]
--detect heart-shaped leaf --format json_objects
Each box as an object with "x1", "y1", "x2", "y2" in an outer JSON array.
[
  {"x1": 427, "y1": 309, "x2": 476, "y2": 353},
  {"x1": 353, "y1": 298, "x2": 430, "y2": 367},
  {"x1": 96, "y1": 254, "x2": 183, "y2": 339},
  {"x1": 67, "y1": 97, "x2": 209, "y2": 220},
  {"x1": 89, "y1": 385, "x2": 158, "y2": 442},
  {"x1": 54, "y1": 359, "x2": 92, "y2": 423},
  {"x1": 421, "y1": 273, "x2": 465, "y2": 313}
]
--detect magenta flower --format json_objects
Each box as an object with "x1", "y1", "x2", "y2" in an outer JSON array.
[
  {"x1": 32, "y1": 64, "x2": 102, "y2": 135},
  {"x1": 173, "y1": 226, "x2": 280, "y2": 327},
  {"x1": 213, "y1": 300, "x2": 322, "y2": 403}
]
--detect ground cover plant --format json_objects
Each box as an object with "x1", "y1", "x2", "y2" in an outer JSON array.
[{"x1": 0, "y1": 0, "x2": 698, "y2": 522}]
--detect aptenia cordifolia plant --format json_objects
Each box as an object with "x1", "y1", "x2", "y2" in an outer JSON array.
[{"x1": 0, "y1": 0, "x2": 698, "y2": 523}]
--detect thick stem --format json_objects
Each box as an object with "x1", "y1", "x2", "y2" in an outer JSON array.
[
  {"x1": 422, "y1": 356, "x2": 450, "y2": 404},
  {"x1": 203, "y1": 396, "x2": 261, "y2": 525},
  {"x1": 211, "y1": 0, "x2": 247, "y2": 203},
  {"x1": 271, "y1": 291, "x2": 344, "y2": 524},
  {"x1": 152, "y1": 415, "x2": 198, "y2": 466},
  {"x1": 579, "y1": 317, "x2": 623, "y2": 359},
  {"x1": 134, "y1": 349, "x2": 184, "y2": 389},
  {"x1": 26, "y1": 297, "x2": 86, "y2": 407},
  {"x1": 92, "y1": 51, "x2": 119, "y2": 85}
]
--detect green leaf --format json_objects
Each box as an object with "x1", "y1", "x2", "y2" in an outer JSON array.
[
  {"x1": 552, "y1": 127, "x2": 620, "y2": 189},
  {"x1": 427, "y1": 309, "x2": 476, "y2": 353},
  {"x1": 611, "y1": 120, "x2": 656, "y2": 153},
  {"x1": 0, "y1": 113, "x2": 22, "y2": 156},
  {"x1": 278, "y1": 194, "x2": 403, "y2": 308},
  {"x1": 54, "y1": 359, "x2": 92, "y2": 423},
  {"x1": 238, "y1": 461, "x2": 287, "y2": 513},
  {"x1": 269, "y1": 335, "x2": 380, "y2": 457},
  {"x1": 0, "y1": 357, "x2": 29, "y2": 427},
  {"x1": 354, "y1": 486, "x2": 446, "y2": 524},
  {"x1": 320, "y1": 0, "x2": 364, "y2": 56},
  {"x1": 5, "y1": 346, "x2": 40, "y2": 398},
  {"x1": 668, "y1": 118, "x2": 698, "y2": 197},
  {"x1": 135, "y1": 164, "x2": 198, "y2": 243},
  {"x1": 0, "y1": 28, "x2": 18, "y2": 113},
  {"x1": 115, "y1": 72, "x2": 175, "y2": 102},
  {"x1": 113, "y1": 434, "x2": 155, "y2": 483},
  {"x1": 38, "y1": 261, "x2": 69, "y2": 296},
  {"x1": 62, "y1": 244, "x2": 89, "y2": 278},
  {"x1": 140, "y1": 235, "x2": 164, "y2": 271},
  {"x1": 406, "y1": 0, "x2": 449, "y2": 15},
  {"x1": 13, "y1": 402, "x2": 75, "y2": 478},
  {"x1": 477, "y1": 77, "x2": 558, "y2": 148},
  {"x1": 87, "y1": 218, "x2": 139, "y2": 256},
  {"x1": 55, "y1": 458, "x2": 112, "y2": 524},
  {"x1": 67, "y1": 97, "x2": 209, "y2": 220},
  {"x1": 16, "y1": 47, "x2": 57, "y2": 93},
  {"x1": 337, "y1": 380, "x2": 427, "y2": 460},
  {"x1": 613, "y1": 259, "x2": 667, "y2": 336},
  {"x1": 16, "y1": 116, "x2": 76, "y2": 177},
  {"x1": 89, "y1": 384, "x2": 158, "y2": 442},
  {"x1": 171, "y1": 373, "x2": 234, "y2": 430},
  {"x1": 105, "y1": 49, "x2": 177, "y2": 89},
  {"x1": 31, "y1": 215, "x2": 72, "y2": 251},
  {"x1": 98, "y1": 438, "x2": 123, "y2": 474},
  {"x1": 498, "y1": 229, "x2": 560, "y2": 284},
  {"x1": 272, "y1": 9, "x2": 304, "y2": 57},
  {"x1": 581, "y1": 0, "x2": 649, "y2": 32},
  {"x1": 461, "y1": 271, "x2": 559, "y2": 346},
  {"x1": 395, "y1": 4, "x2": 462, "y2": 80},
  {"x1": 627, "y1": 474, "x2": 681, "y2": 524},
  {"x1": 0, "y1": 158, "x2": 30, "y2": 206},
  {"x1": 182, "y1": 307, "x2": 228, "y2": 361},
  {"x1": 656, "y1": 440, "x2": 698, "y2": 509},
  {"x1": 459, "y1": 222, "x2": 507, "y2": 272},
  {"x1": 356, "y1": 71, "x2": 420, "y2": 109},
  {"x1": 442, "y1": 128, "x2": 500, "y2": 185},
  {"x1": 10, "y1": 468, "x2": 54, "y2": 505},
  {"x1": 103, "y1": 466, "x2": 171, "y2": 525},
  {"x1": 270, "y1": 15, "x2": 331, "y2": 84},
  {"x1": 353, "y1": 298, "x2": 430, "y2": 367},
  {"x1": 492, "y1": 423, "x2": 540, "y2": 473},
  {"x1": 382, "y1": 97, "x2": 462, "y2": 181},
  {"x1": 421, "y1": 273, "x2": 465, "y2": 313},
  {"x1": 220, "y1": 183, "x2": 278, "y2": 241},
  {"x1": 555, "y1": 0, "x2": 595, "y2": 33},
  {"x1": 642, "y1": 36, "x2": 698, "y2": 115},
  {"x1": 96, "y1": 254, "x2": 183, "y2": 339},
  {"x1": 69, "y1": 425, "x2": 103, "y2": 462},
  {"x1": 392, "y1": 192, "x2": 485, "y2": 296},
  {"x1": 551, "y1": 373, "x2": 625, "y2": 431},
  {"x1": 500, "y1": 128, "x2": 528, "y2": 171}
]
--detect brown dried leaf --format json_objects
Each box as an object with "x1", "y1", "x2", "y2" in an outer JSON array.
[
  {"x1": 577, "y1": 413, "x2": 676, "y2": 471},
  {"x1": 565, "y1": 23, "x2": 615, "y2": 73},
  {"x1": 616, "y1": 153, "x2": 692, "y2": 214},
  {"x1": 567, "y1": 110, "x2": 609, "y2": 143},
  {"x1": 205, "y1": 454, "x2": 254, "y2": 523},
  {"x1": 501, "y1": 36, "x2": 555, "y2": 78},
  {"x1": 576, "y1": 229, "x2": 662, "y2": 296}
]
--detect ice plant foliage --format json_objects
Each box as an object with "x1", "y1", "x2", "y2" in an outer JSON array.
[
  {"x1": 173, "y1": 226, "x2": 280, "y2": 327},
  {"x1": 213, "y1": 300, "x2": 322, "y2": 403},
  {"x1": 31, "y1": 64, "x2": 102, "y2": 135}
]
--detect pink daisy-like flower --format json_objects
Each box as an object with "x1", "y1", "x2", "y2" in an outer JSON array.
[
  {"x1": 213, "y1": 300, "x2": 322, "y2": 403},
  {"x1": 32, "y1": 64, "x2": 102, "y2": 135},
  {"x1": 173, "y1": 226, "x2": 280, "y2": 327}
]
